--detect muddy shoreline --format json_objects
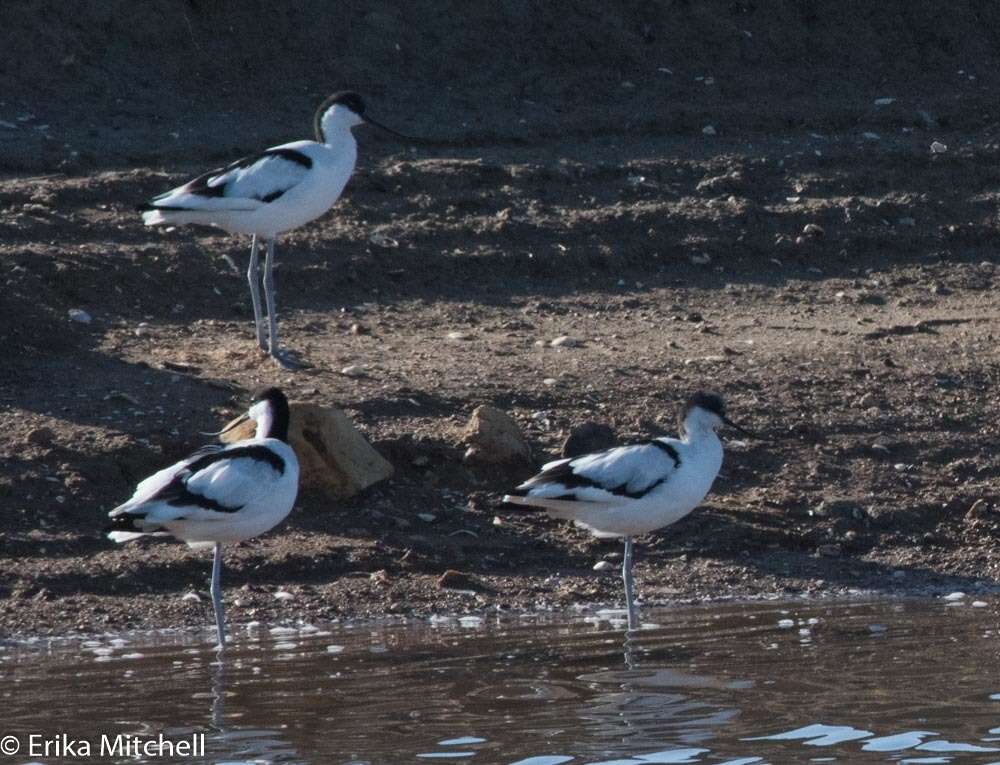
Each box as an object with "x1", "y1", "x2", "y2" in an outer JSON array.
[{"x1": 5, "y1": 2, "x2": 1000, "y2": 637}]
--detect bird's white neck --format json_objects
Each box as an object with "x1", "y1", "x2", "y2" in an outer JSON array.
[
  {"x1": 319, "y1": 107, "x2": 362, "y2": 145},
  {"x1": 680, "y1": 422, "x2": 720, "y2": 448}
]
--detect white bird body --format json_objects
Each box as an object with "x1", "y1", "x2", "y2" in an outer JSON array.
[
  {"x1": 109, "y1": 437, "x2": 299, "y2": 547},
  {"x1": 107, "y1": 387, "x2": 299, "y2": 647},
  {"x1": 507, "y1": 433, "x2": 723, "y2": 538},
  {"x1": 141, "y1": 137, "x2": 357, "y2": 239},
  {"x1": 138, "y1": 92, "x2": 401, "y2": 368},
  {"x1": 503, "y1": 392, "x2": 751, "y2": 631}
]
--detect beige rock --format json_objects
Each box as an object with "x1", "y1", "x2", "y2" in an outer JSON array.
[
  {"x1": 461, "y1": 405, "x2": 530, "y2": 464},
  {"x1": 220, "y1": 402, "x2": 393, "y2": 497}
]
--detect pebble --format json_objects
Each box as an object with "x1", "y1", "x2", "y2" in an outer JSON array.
[
  {"x1": 777, "y1": 618, "x2": 794, "y2": 629},
  {"x1": 542, "y1": 378, "x2": 558, "y2": 386},
  {"x1": 340, "y1": 364, "x2": 367, "y2": 377},
  {"x1": 802, "y1": 223, "x2": 825, "y2": 237},
  {"x1": 702, "y1": 125, "x2": 717, "y2": 136},
  {"x1": 68, "y1": 308, "x2": 92, "y2": 323},
  {"x1": 181, "y1": 592, "x2": 200, "y2": 602},
  {"x1": 689, "y1": 252, "x2": 711, "y2": 265},
  {"x1": 943, "y1": 591, "x2": 965, "y2": 601},
  {"x1": 562, "y1": 422, "x2": 616, "y2": 458},
  {"x1": 817, "y1": 543, "x2": 842, "y2": 557},
  {"x1": 447, "y1": 331, "x2": 472, "y2": 341},
  {"x1": 368, "y1": 231, "x2": 399, "y2": 248},
  {"x1": 26, "y1": 427, "x2": 55, "y2": 447},
  {"x1": 550, "y1": 335, "x2": 581, "y2": 348},
  {"x1": 874, "y1": 97, "x2": 895, "y2": 106},
  {"x1": 438, "y1": 569, "x2": 488, "y2": 592},
  {"x1": 930, "y1": 141, "x2": 948, "y2": 154},
  {"x1": 862, "y1": 131, "x2": 880, "y2": 140},
  {"x1": 417, "y1": 513, "x2": 436, "y2": 522},
  {"x1": 973, "y1": 601, "x2": 989, "y2": 608},
  {"x1": 593, "y1": 561, "x2": 614, "y2": 572},
  {"x1": 273, "y1": 590, "x2": 294, "y2": 601}
]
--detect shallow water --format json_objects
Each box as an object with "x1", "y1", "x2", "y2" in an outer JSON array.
[{"x1": 5, "y1": 597, "x2": 1000, "y2": 764}]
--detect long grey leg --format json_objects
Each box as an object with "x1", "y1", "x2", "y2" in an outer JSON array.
[
  {"x1": 263, "y1": 239, "x2": 305, "y2": 369},
  {"x1": 247, "y1": 235, "x2": 267, "y2": 351},
  {"x1": 210, "y1": 543, "x2": 226, "y2": 649},
  {"x1": 623, "y1": 536, "x2": 637, "y2": 632}
]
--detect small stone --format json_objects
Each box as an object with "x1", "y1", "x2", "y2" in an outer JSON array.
[
  {"x1": 562, "y1": 422, "x2": 616, "y2": 458},
  {"x1": 550, "y1": 335, "x2": 581, "y2": 348},
  {"x1": 862, "y1": 131, "x2": 880, "y2": 140},
  {"x1": 689, "y1": 252, "x2": 711, "y2": 265},
  {"x1": 856, "y1": 393, "x2": 878, "y2": 408},
  {"x1": 273, "y1": 590, "x2": 294, "y2": 601},
  {"x1": 966, "y1": 499, "x2": 992, "y2": 521},
  {"x1": 461, "y1": 405, "x2": 531, "y2": 464},
  {"x1": 104, "y1": 391, "x2": 140, "y2": 407},
  {"x1": 340, "y1": 364, "x2": 367, "y2": 377},
  {"x1": 542, "y1": 377, "x2": 558, "y2": 386},
  {"x1": 930, "y1": 141, "x2": 948, "y2": 154},
  {"x1": 417, "y1": 512, "x2": 436, "y2": 522},
  {"x1": 943, "y1": 591, "x2": 965, "y2": 601},
  {"x1": 438, "y1": 569, "x2": 490, "y2": 592},
  {"x1": 917, "y1": 110, "x2": 940, "y2": 129},
  {"x1": 817, "y1": 543, "x2": 842, "y2": 557},
  {"x1": 181, "y1": 592, "x2": 201, "y2": 602},
  {"x1": 368, "y1": 231, "x2": 399, "y2": 248},
  {"x1": 593, "y1": 561, "x2": 614, "y2": 572},
  {"x1": 447, "y1": 331, "x2": 472, "y2": 341},
  {"x1": 68, "y1": 308, "x2": 92, "y2": 324},
  {"x1": 802, "y1": 223, "x2": 825, "y2": 237},
  {"x1": 349, "y1": 323, "x2": 367, "y2": 335},
  {"x1": 702, "y1": 125, "x2": 717, "y2": 136},
  {"x1": 873, "y1": 97, "x2": 895, "y2": 106},
  {"x1": 412, "y1": 455, "x2": 429, "y2": 467},
  {"x1": 26, "y1": 427, "x2": 55, "y2": 447}
]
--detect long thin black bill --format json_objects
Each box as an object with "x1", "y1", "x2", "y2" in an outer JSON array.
[
  {"x1": 723, "y1": 415, "x2": 759, "y2": 439},
  {"x1": 364, "y1": 115, "x2": 419, "y2": 141}
]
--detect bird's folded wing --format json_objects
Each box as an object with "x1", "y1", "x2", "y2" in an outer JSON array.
[
  {"x1": 113, "y1": 444, "x2": 287, "y2": 520},
  {"x1": 149, "y1": 147, "x2": 313, "y2": 210},
  {"x1": 515, "y1": 440, "x2": 681, "y2": 502},
  {"x1": 111, "y1": 444, "x2": 225, "y2": 515}
]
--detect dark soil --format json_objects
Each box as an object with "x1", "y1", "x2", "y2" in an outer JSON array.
[{"x1": 3, "y1": 1, "x2": 1000, "y2": 637}]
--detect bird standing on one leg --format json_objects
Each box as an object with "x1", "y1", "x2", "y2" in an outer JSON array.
[
  {"x1": 106, "y1": 387, "x2": 300, "y2": 648},
  {"x1": 138, "y1": 92, "x2": 409, "y2": 369},
  {"x1": 503, "y1": 392, "x2": 754, "y2": 631}
]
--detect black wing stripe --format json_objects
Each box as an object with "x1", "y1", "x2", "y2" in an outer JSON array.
[
  {"x1": 148, "y1": 148, "x2": 313, "y2": 205},
  {"x1": 520, "y1": 441, "x2": 680, "y2": 501},
  {"x1": 185, "y1": 445, "x2": 286, "y2": 475},
  {"x1": 142, "y1": 445, "x2": 285, "y2": 515},
  {"x1": 647, "y1": 440, "x2": 682, "y2": 468}
]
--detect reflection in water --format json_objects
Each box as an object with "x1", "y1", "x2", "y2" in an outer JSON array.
[{"x1": 4, "y1": 599, "x2": 1000, "y2": 763}]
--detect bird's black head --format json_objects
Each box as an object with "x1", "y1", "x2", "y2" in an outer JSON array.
[
  {"x1": 314, "y1": 91, "x2": 366, "y2": 142},
  {"x1": 249, "y1": 387, "x2": 291, "y2": 442},
  {"x1": 680, "y1": 390, "x2": 757, "y2": 438},
  {"x1": 684, "y1": 391, "x2": 726, "y2": 420}
]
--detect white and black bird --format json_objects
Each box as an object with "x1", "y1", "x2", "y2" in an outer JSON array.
[
  {"x1": 107, "y1": 387, "x2": 300, "y2": 648},
  {"x1": 139, "y1": 92, "x2": 408, "y2": 369},
  {"x1": 503, "y1": 392, "x2": 753, "y2": 630}
]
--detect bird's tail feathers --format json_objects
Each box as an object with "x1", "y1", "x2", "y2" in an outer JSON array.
[
  {"x1": 501, "y1": 494, "x2": 606, "y2": 519},
  {"x1": 105, "y1": 510, "x2": 165, "y2": 543}
]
